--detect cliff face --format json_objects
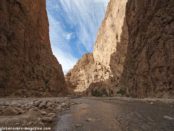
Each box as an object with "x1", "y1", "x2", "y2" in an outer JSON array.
[
  {"x1": 66, "y1": 54, "x2": 95, "y2": 92},
  {"x1": 66, "y1": 53, "x2": 112, "y2": 96},
  {"x1": 66, "y1": 0, "x2": 128, "y2": 96},
  {"x1": 93, "y1": 0, "x2": 129, "y2": 92},
  {"x1": 121, "y1": 0, "x2": 174, "y2": 97},
  {"x1": 0, "y1": 0, "x2": 66, "y2": 97},
  {"x1": 93, "y1": 0, "x2": 128, "y2": 68},
  {"x1": 66, "y1": 0, "x2": 174, "y2": 98}
]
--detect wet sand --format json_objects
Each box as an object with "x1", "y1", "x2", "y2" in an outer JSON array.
[{"x1": 56, "y1": 97, "x2": 174, "y2": 131}]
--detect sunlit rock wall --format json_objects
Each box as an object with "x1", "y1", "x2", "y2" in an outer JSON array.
[{"x1": 66, "y1": 0, "x2": 174, "y2": 98}]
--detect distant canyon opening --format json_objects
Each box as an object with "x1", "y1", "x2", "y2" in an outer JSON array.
[
  {"x1": 47, "y1": 0, "x2": 174, "y2": 98},
  {"x1": 46, "y1": 0, "x2": 112, "y2": 95},
  {"x1": 45, "y1": 0, "x2": 130, "y2": 97},
  {"x1": 46, "y1": 0, "x2": 109, "y2": 75}
]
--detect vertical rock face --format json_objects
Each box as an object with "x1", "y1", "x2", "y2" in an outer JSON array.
[
  {"x1": 66, "y1": 53, "x2": 112, "y2": 95},
  {"x1": 66, "y1": 54, "x2": 95, "y2": 92},
  {"x1": 93, "y1": 0, "x2": 129, "y2": 91},
  {"x1": 66, "y1": 0, "x2": 174, "y2": 98},
  {"x1": 93, "y1": 0, "x2": 128, "y2": 68},
  {"x1": 66, "y1": 0, "x2": 128, "y2": 96},
  {"x1": 121, "y1": 0, "x2": 174, "y2": 97},
  {"x1": 0, "y1": 0, "x2": 66, "y2": 97}
]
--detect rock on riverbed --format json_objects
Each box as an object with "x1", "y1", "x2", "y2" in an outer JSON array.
[{"x1": 0, "y1": 98, "x2": 70, "y2": 129}]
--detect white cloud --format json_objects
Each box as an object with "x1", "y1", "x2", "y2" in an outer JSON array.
[
  {"x1": 65, "y1": 33, "x2": 72, "y2": 40},
  {"x1": 47, "y1": 11, "x2": 72, "y2": 52},
  {"x1": 46, "y1": 0, "x2": 109, "y2": 74},
  {"x1": 59, "y1": 0, "x2": 109, "y2": 51},
  {"x1": 47, "y1": 11, "x2": 78, "y2": 74}
]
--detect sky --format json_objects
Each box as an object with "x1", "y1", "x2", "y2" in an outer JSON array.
[{"x1": 46, "y1": 0, "x2": 109, "y2": 74}]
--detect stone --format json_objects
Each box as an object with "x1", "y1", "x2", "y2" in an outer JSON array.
[
  {"x1": 75, "y1": 124, "x2": 82, "y2": 128},
  {"x1": 150, "y1": 102, "x2": 154, "y2": 105},
  {"x1": 56, "y1": 105, "x2": 62, "y2": 111},
  {"x1": 34, "y1": 100, "x2": 42, "y2": 107},
  {"x1": 42, "y1": 113, "x2": 56, "y2": 123},
  {"x1": 14, "y1": 107, "x2": 24, "y2": 115},
  {"x1": 40, "y1": 110, "x2": 47, "y2": 116},
  {"x1": 2, "y1": 107, "x2": 18, "y2": 115},
  {"x1": 38, "y1": 101, "x2": 47, "y2": 109},
  {"x1": 60, "y1": 102, "x2": 68, "y2": 108},
  {"x1": 86, "y1": 117, "x2": 95, "y2": 122},
  {"x1": 42, "y1": 117, "x2": 53, "y2": 123},
  {"x1": 163, "y1": 115, "x2": 174, "y2": 121},
  {"x1": 47, "y1": 113, "x2": 56, "y2": 118}
]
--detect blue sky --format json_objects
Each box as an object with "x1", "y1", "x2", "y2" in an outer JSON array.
[{"x1": 46, "y1": 0, "x2": 109, "y2": 74}]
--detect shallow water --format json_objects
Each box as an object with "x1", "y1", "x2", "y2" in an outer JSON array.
[{"x1": 56, "y1": 98, "x2": 174, "y2": 131}]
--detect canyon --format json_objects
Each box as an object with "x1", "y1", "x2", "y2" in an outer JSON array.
[
  {"x1": 0, "y1": 0, "x2": 173, "y2": 98},
  {"x1": 66, "y1": 0, "x2": 174, "y2": 98},
  {"x1": 0, "y1": 0, "x2": 173, "y2": 130},
  {"x1": 0, "y1": 0, "x2": 66, "y2": 97}
]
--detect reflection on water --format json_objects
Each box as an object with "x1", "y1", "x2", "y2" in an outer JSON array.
[
  {"x1": 55, "y1": 99, "x2": 122, "y2": 131},
  {"x1": 55, "y1": 103, "x2": 90, "y2": 131},
  {"x1": 73, "y1": 103, "x2": 89, "y2": 121}
]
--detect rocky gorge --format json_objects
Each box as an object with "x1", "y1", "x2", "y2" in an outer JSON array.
[
  {"x1": 0, "y1": 0, "x2": 173, "y2": 130},
  {"x1": 66, "y1": 0, "x2": 174, "y2": 98},
  {"x1": 0, "y1": 0, "x2": 173, "y2": 98}
]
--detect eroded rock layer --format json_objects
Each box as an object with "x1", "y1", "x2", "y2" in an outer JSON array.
[
  {"x1": 0, "y1": 0, "x2": 66, "y2": 97},
  {"x1": 66, "y1": 0, "x2": 174, "y2": 98},
  {"x1": 66, "y1": 53, "x2": 113, "y2": 96},
  {"x1": 66, "y1": 0, "x2": 128, "y2": 96},
  {"x1": 121, "y1": 0, "x2": 174, "y2": 98}
]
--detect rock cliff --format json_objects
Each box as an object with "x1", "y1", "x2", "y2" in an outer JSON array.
[
  {"x1": 0, "y1": 0, "x2": 66, "y2": 97},
  {"x1": 66, "y1": 0, "x2": 174, "y2": 98},
  {"x1": 121, "y1": 0, "x2": 174, "y2": 97},
  {"x1": 66, "y1": 53, "x2": 113, "y2": 96},
  {"x1": 66, "y1": 54, "x2": 95, "y2": 93}
]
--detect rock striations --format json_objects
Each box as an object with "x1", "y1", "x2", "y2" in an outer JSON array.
[
  {"x1": 0, "y1": 0, "x2": 66, "y2": 97},
  {"x1": 121, "y1": 0, "x2": 174, "y2": 98},
  {"x1": 66, "y1": 0, "x2": 174, "y2": 98}
]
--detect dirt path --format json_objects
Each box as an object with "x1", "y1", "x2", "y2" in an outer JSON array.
[{"x1": 56, "y1": 97, "x2": 174, "y2": 131}]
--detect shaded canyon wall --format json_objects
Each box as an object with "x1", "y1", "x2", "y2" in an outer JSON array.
[
  {"x1": 0, "y1": 0, "x2": 66, "y2": 97},
  {"x1": 121, "y1": 0, "x2": 174, "y2": 97}
]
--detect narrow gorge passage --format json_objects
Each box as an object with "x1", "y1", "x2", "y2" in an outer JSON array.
[
  {"x1": 0, "y1": 0, "x2": 173, "y2": 130},
  {"x1": 56, "y1": 98, "x2": 174, "y2": 131}
]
